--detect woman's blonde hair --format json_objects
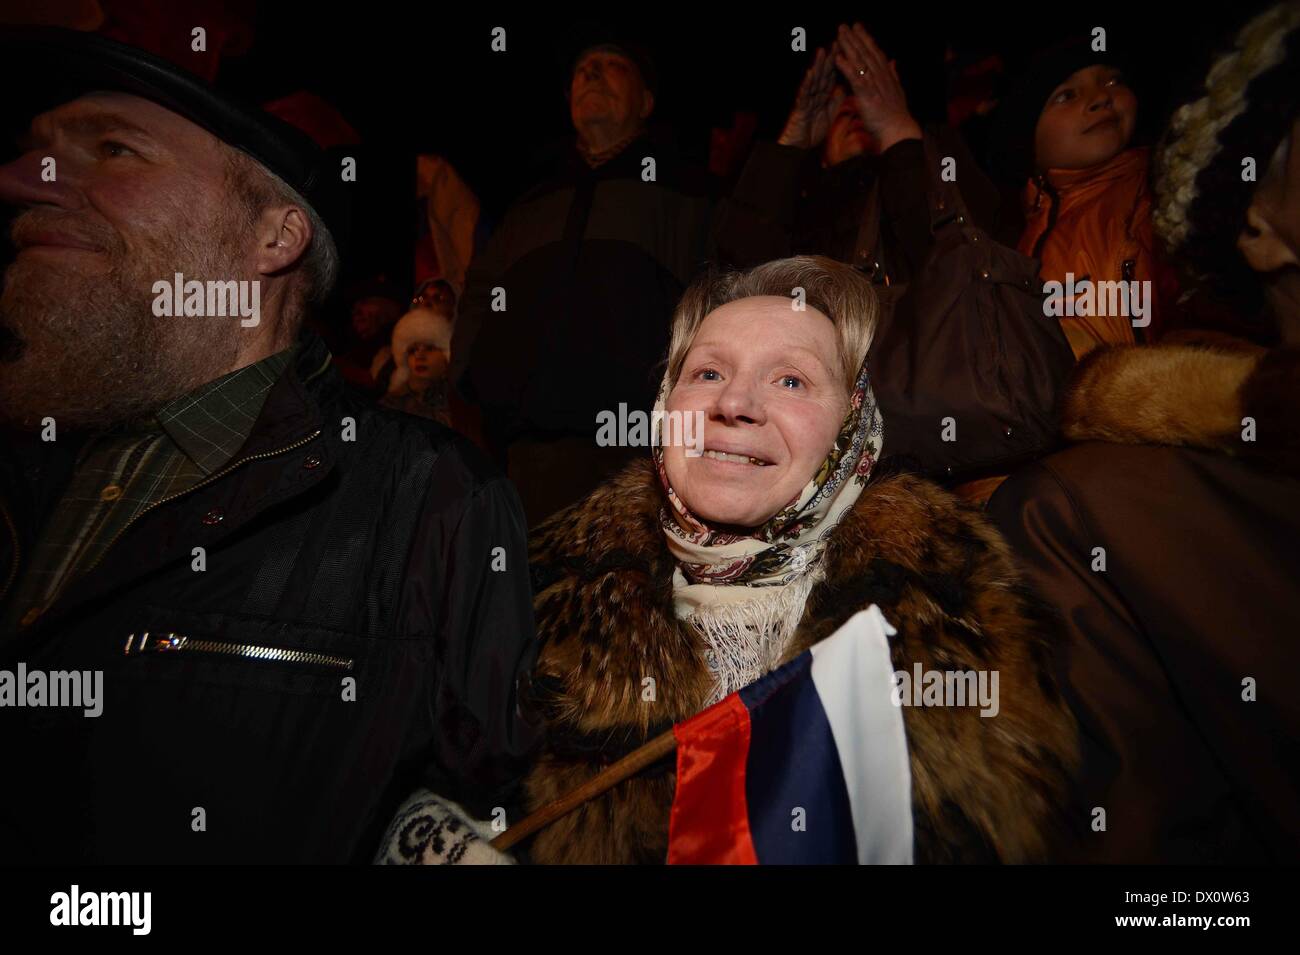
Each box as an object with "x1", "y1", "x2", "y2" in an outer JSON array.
[{"x1": 664, "y1": 255, "x2": 879, "y2": 393}]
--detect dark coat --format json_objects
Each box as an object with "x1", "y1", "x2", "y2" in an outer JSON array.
[
  {"x1": 716, "y1": 130, "x2": 1075, "y2": 483},
  {"x1": 713, "y1": 126, "x2": 1002, "y2": 283},
  {"x1": 0, "y1": 333, "x2": 541, "y2": 863},
  {"x1": 523, "y1": 459, "x2": 1079, "y2": 864},
  {"x1": 451, "y1": 134, "x2": 717, "y2": 448},
  {"x1": 988, "y1": 342, "x2": 1300, "y2": 862},
  {"x1": 454, "y1": 129, "x2": 1073, "y2": 522}
]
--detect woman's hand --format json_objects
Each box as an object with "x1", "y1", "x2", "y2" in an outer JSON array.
[
  {"x1": 375, "y1": 790, "x2": 516, "y2": 865},
  {"x1": 833, "y1": 23, "x2": 923, "y2": 154},
  {"x1": 778, "y1": 45, "x2": 844, "y2": 150}
]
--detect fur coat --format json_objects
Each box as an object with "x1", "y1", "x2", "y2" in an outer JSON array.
[
  {"x1": 523, "y1": 462, "x2": 1080, "y2": 864},
  {"x1": 989, "y1": 340, "x2": 1300, "y2": 862}
]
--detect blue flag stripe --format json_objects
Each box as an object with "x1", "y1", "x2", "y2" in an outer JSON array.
[{"x1": 740, "y1": 652, "x2": 858, "y2": 864}]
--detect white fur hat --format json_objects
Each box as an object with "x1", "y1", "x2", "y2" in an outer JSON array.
[{"x1": 387, "y1": 307, "x2": 453, "y2": 394}]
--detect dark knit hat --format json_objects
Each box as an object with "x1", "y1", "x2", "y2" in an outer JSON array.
[
  {"x1": 989, "y1": 33, "x2": 1139, "y2": 184},
  {"x1": 562, "y1": 23, "x2": 659, "y2": 97}
]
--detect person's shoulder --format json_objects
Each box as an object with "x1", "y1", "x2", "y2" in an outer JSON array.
[
  {"x1": 529, "y1": 457, "x2": 660, "y2": 563},
  {"x1": 828, "y1": 468, "x2": 1016, "y2": 583},
  {"x1": 346, "y1": 397, "x2": 508, "y2": 496},
  {"x1": 988, "y1": 441, "x2": 1239, "y2": 541},
  {"x1": 505, "y1": 139, "x2": 586, "y2": 208},
  {"x1": 851, "y1": 468, "x2": 998, "y2": 545}
]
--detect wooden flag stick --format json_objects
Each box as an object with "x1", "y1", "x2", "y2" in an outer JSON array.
[{"x1": 491, "y1": 728, "x2": 678, "y2": 852}]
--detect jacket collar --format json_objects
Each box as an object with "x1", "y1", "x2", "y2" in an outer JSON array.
[
  {"x1": 0, "y1": 330, "x2": 340, "y2": 643},
  {"x1": 156, "y1": 346, "x2": 296, "y2": 476},
  {"x1": 1059, "y1": 338, "x2": 1300, "y2": 476},
  {"x1": 1025, "y1": 146, "x2": 1149, "y2": 212}
]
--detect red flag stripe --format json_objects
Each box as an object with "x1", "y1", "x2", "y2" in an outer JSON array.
[{"x1": 667, "y1": 694, "x2": 757, "y2": 865}]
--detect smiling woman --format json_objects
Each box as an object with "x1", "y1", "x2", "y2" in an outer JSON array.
[
  {"x1": 521, "y1": 255, "x2": 1080, "y2": 864},
  {"x1": 653, "y1": 260, "x2": 882, "y2": 699},
  {"x1": 661, "y1": 267, "x2": 876, "y2": 529}
]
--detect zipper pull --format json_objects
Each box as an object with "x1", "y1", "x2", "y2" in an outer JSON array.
[{"x1": 124, "y1": 632, "x2": 184, "y2": 655}]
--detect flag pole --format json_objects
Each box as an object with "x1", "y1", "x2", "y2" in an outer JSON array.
[{"x1": 490, "y1": 728, "x2": 678, "y2": 852}]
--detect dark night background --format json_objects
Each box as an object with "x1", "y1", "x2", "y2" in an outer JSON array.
[{"x1": 0, "y1": 0, "x2": 1274, "y2": 316}]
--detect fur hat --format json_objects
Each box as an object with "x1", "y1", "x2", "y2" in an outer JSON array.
[
  {"x1": 1153, "y1": 3, "x2": 1300, "y2": 278},
  {"x1": 387, "y1": 307, "x2": 453, "y2": 395}
]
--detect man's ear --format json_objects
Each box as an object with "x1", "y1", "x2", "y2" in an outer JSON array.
[
  {"x1": 255, "y1": 205, "x2": 312, "y2": 277},
  {"x1": 1238, "y1": 203, "x2": 1300, "y2": 273},
  {"x1": 639, "y1": 89, "x2": 655, "y2": 121}
]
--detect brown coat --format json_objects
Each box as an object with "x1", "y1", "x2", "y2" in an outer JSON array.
[
  {"x1": 524, "y1": 462, "x2": 1079, "y2": 863},
  {"x1": 989, "y1": 343, "x2": 1300, "y2": 862}
]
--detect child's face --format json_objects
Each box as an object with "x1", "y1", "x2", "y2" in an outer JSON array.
[
  {"x1": 1034, "y1": 65, "x2": 1136, "y2": 171},
  {"x1": 407, "y1": 342, "x2": 449, "y2": 382}
]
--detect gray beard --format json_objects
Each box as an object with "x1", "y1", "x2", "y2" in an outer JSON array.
[{"x1": 0, "y1": 237, "x2": 246, "y2": 432}]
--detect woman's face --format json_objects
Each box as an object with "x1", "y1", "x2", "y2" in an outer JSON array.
[
  {"x1": 1034, "y1": 65, "x2": 1136, "y2": 170},
  {"x1": 664, "y1": 296, "x2": 848, "y2": 528},
  {"x1": 824, "y1": 91, "x2": 876, "y2": 167}
]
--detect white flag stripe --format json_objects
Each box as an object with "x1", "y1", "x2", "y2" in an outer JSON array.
[{"x1": 809, "y1": 605, "x2": 914, "y2": 864}]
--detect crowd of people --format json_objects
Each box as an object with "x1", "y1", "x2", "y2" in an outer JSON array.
[{"x1": 0, "y1": 6, "x2": 1296, "y2": 865}]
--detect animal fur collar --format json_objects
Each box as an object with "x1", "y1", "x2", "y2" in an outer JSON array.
[
  {"x1": 525, "y1": 460, "x2": 1077, "y2": 863},
  {"x1": 1061, "y1": 341, "x2": 1299, "y2": 474}
]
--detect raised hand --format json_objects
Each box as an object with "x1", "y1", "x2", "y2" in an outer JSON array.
[
  {"x1": 833, "y1": 23, "x2": 922, "y2": 154},
  {"x1": 778, "y1": 45, "x2": 844, "y2": 149}
]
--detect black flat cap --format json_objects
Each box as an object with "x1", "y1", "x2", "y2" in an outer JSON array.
[{"x1": 0, "y1": 26, "x2": 350, "y2": 251}]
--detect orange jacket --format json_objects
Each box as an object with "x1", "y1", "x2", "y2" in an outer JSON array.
[{"x1": 1019, "y1": 147, "x2": 1157, "y2": 358}]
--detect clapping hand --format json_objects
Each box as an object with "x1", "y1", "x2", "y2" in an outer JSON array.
[
  {"x1": 778, "y1": 45, "x2": 845, "y2": 149},
  {"x1": 833, "y1": 23, "x2": 922, "y2": 154}
]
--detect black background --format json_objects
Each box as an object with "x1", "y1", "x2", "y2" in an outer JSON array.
[{"x1": 0, "y1": 0, "x2": 1275, "y2": 311}]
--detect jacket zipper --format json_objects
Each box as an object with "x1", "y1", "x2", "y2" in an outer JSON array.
[
  {"x1": 79, "y1": 429, "x2": 323, "y2": 580},
  {"x1": 124, "y1": 631, "x2": 354, "y2": 671},
  {"x1": 1030, "y1": 177, "x2": 1060, "y2": 263}
]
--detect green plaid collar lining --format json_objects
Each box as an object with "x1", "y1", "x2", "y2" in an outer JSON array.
[{"x1": 154, "y1": 346, "x2": 295, "y2": 475}]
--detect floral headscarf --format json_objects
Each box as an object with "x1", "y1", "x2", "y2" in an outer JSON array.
[{"x1": 651, "y1": 356, "x2": 884, "y2": 620}]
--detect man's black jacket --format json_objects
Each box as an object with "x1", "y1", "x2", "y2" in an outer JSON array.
[{"x1": 0, "y1": 332, "x2": 540, "y2": 863}]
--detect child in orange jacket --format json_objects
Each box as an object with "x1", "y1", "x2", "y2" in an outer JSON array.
[{"x1": 1005, "y1": 40, "x2": 1171, "y2": 358}]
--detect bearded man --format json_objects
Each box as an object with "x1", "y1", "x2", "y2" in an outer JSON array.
[{"x1": 0, "y1": 28, "x2": 539, "y2": 863}]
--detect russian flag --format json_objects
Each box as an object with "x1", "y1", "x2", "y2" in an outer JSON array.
[{"x1": 667, "y1": 606, "x2": 913, "y2": 864}]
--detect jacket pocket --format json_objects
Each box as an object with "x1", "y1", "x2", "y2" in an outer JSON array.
[{"x1": 123, "y1": 631, "x2": 354, "y2": 672}]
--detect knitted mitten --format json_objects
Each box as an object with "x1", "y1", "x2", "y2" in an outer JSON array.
[{"x1": 375, "y1": 790, "x2": 514, "y2": 865}]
